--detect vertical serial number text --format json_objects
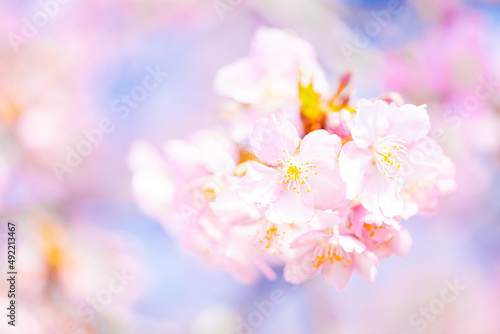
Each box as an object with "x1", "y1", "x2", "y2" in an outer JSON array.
[{"x1": 6, "y1": 221, "x2": 17, "y2": 326}]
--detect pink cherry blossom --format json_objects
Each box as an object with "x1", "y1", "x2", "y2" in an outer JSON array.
[
  {"x1": 181, "y1": 212, "x2": 278, "y2": 284},
  {"x1": 128, "y1": 130, "x2": 239, "y2": 241},
  {"x1": 401, "y1": 154, "x2": 456, "y2": 218},
  {"x1": 126, "y1": 27, "x2": 457, "y2": 290},
  {"x1": 214, "y1": 27, "x2": 329, "y2": 108},
  {"x1": 284, "y1": 226, "x2": 378, "y2": 290},
  {"x1": 325, "y1": 108, "x2": 354, "y2": 140},
  {"x1": 213, "y1": 27, "x2": 328, "y2": 145},
  {"x1": 348, "y1": 204, "x2": 412, "y2": 259},
  {"x1": 239, "y1": 113, "x2": 346, "y2": 223},
  {"x1": 339, "y1": 99, "x2": 431, "y2": 217},
  {"x1": 176, "y1": 182, "x2": 278, "y2": 283}
]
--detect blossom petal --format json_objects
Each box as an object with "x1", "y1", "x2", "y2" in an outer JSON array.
[
  {"x1": 250, "y1": 27, "x2": 317, "y2": 78},
  {"x1": 348, "y1": 204, "x2": 368, "y2": 233},
  {"x1": 339, "y1": 141, "x2": 373, "y2": 200},
  {"x1": 163, "y1": 140, "x2": 205, "y2": 179},
  {"x1": 210, "y1": 188, "x2": 261, "y2": 226},
  {"x1": 214, "y1": 58, "x2": 263, "y2": 104},
  {"x1": 387, "y1": 103, "x2": 430, "y2": 143},
  {"x1": 351, "y1": 99, "x2": 390, "y2": 149},
  {"x1": 238, "y1": 162, "x2": 283, "y2": 204},
  {"x1": 436, "y1": 155, "x2": 456, "y2": 195},
  {"x1": 272, "y1": 185, "x2": 315, "y2": 223},
  {"x1": 296, "y1": 130, "x2": 345, "y2": 209},
  {"x1": 290, "y1": 230, "x2": 330, "y2": 248},
  {"x1": 299, "y1": 130, "x2": 342, "y2": 162},
  {"x1": 353, "y1": 250, "x2": 378, "y2": 282},
  {"x1": 311, "y1": 210, "x2": 342, "y2": 230},
  {"x1": 321, "y1": 261, "x2": 353, "y2": 291},
  {"x1": 254, "y1": 258, "x2": 278, "y2": 281},
  {"x1": 403, "y1": 137, "x2": 443, "y2": 183},
  {"x1": 358, "y1": 171, "x2": 404, "y2": 218},
  {"x1": 250, "y1": 114, "x2": 300, "y2": 166},
  {"x1": 308, "y1": 163, "x2": 347, "y2": 210},
  {"x1": 391, "y1": 227, "x2": 413, "y2": 257},
  {"x1": 334, "y1": 235, "x2": 365, "y2": 253},
  {"x1": 284, "y1": 247, "x2": 319, "y2": 284}
]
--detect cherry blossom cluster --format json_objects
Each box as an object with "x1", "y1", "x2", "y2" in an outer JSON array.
[{"x1": 129, "y1": 27, "x2": 455, "y2": 290}]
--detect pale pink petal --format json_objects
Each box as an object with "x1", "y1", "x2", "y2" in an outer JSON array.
[
  {"x1": 299, "y1": 130, "x2": 342, "y2": 163},
  {"x1": 366, "y1": 223, "x2": 395, "y2": 244},
  {"x1": 254, "y1": 258, "x2": 278, "y2": 281},
  {"x1": 295, "y1": 130, "x2": 346, "y2": 209},
  {"x1": 403, "y1": 137, "x2": 443, "y2": 182},
  {"x1": 339, "y1": 141, "x2": 373, "y2": 199},
  {"x1": 214, "y1": 58, "x2": 263, "y2": 104},
  {"x1": 163, "y1": 140, "x2": 205, "y2": 179},
  {"x1": 198, "y1": 141, "x2": 236, "y2": 175},
  {"x1": 272, "y1": 185, "x2": 315, "y2": 223},
  {"x1": 358, "y1": 171, "x2": 404, "y2": 218},
  {"x1": 348, "y1": 204, "x2": 367, "y2": 232},
  {"x1": 290, "y1": 230, "x2": 330, "y2": 248},
  {"x1": 391, "y1": 227, "x2": 413, "y2": 257},
  {"x1": 311, "y1": 210, "x2": 342, "y2": 230},
  {"x1": 225, "y1": 260, "x2": 259, "y2": 284},
  {"x1": 307, "y1": 163, "x2": 346, "y2": 210},
  {"x1": 379, "y1": 91, "x2": 405, "y2": 106},
  {"x1": 321, "y1": 261, "x2": 353, "y2": 290},
  {"x1": 238, "y1": 162, "x2": 283, "y2": 204},
  {"x1": 250, "y1": 114, "x2": 300, "y2": 166},
  {"x1": 387, "y1": 103, "x2": 430, "y2": 143},
  {"x1": 250, "y1": 27, "x2": 317, "y2": 76},
  {"x1": 401, "y1": 196, "x2": 421, "y2": 218},
  {"x1": 131, "y1": 170, "x2": 175, "y2": 218},
  {"x1": 351, "y1": 99, "x2": 390, "y2": 149},
  {"x1": 353, "y1": 251, "x2": 378, "y2": 282},
  {"x1": 334, "y1": 235, "x2": 365, "y2": 254},
  {"x1": 263, "y1": 206, "x2": 286, "y2": 224},
  {"x1": 284, "y1": 247, "x2": 319, "y2": 284},
  {"x1": 128, "y1": 140, "x2": 166, "y2": 172},
  {"x1": 209, "y1": 189, "x2": 261, "y2": 226},
  {"x1": 436, "y1": 155, "x2": 457, "y2": 195},
  {"x1": 364, "y1": 213, "x2": 385, "y2": 227}
]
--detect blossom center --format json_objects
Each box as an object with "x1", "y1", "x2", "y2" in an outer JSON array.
[
  {"x1": 371, "y1": 135, "x2": 408, "y2": 180},
  {"x1": 312, "y1": 243, "x2": 351, "y2": 268},
  {"x1": 203, "y1": 188, "x2": 217, "y2": 202},
  {"x1": 277, "y1": 154, "x2": 317, "y2": 194},
  {"x1": 403, "y1": 180, "x2": 434, "y2": 202},
  {"x1": 364, "y1": 223, "x2": 382, "y2": 238},
  {"x1": 286, "y1": 164, "x2": 302, "y2": 181},
  {"x1": 254, "y1": 223, "x2": 286, "y2": 256},
  {"x1": 264, "y1": 224, "x2": 278, "y2": 249}
]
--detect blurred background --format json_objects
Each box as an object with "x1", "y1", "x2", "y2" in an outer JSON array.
[{"x1": 0, "y1": 0, "x2": 500, "y2": 333}]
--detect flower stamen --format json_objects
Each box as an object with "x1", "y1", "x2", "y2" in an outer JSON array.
[
  {"x1": 277, "y1": 156, "x2": 316, "y2": 194},
  {"x1": 371, "y1": 135, "x2": 408, "y2": 180}
]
